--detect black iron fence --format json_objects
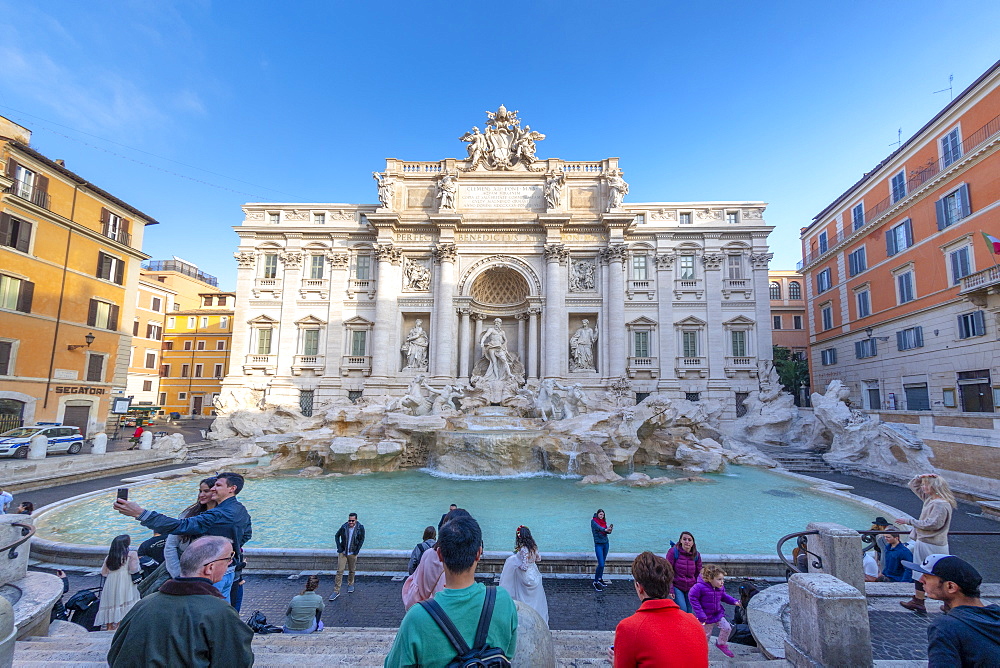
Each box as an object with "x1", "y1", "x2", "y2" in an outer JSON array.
[
  {"x1": 0, "y1": 414, "x2": 23, "y2": 434},
  {"x1": 4, "y1": 179, "x2": 50, "y2": 210}
]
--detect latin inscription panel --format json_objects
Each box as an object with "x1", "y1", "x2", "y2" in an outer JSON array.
[{"x1": 459, "y1": 185, "x2": 544, "y2": 210}]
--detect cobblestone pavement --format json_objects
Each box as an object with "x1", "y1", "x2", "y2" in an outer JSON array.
[{"x1": 868, "y1": 610, "x2": 929, "y2": 661}]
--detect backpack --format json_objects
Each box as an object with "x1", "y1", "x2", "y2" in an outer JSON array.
[
  {"x1": 409, "y1": 541, "x2": 431, "y2": 575},
  {"x1": 419, "y1": 586, "x2": 512, "y2": 668},
  {"x1": 65, "y1": 588, "x2": 101, "y2": 631}
]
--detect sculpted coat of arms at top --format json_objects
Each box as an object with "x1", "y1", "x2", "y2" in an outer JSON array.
[{"x1": 460, "y1": 105, "x2": 545, "y2": 171}]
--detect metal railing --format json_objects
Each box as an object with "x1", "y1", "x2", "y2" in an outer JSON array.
[
  {"x1": 798, "y1": 112, "x2": 1000, "y2": 271},
  {"x1": 5, "y1": 179, "x2": 50, "y2": 210},
  {"x1": 2, "y1": 522, "x2": 35, "y2": 560},
  {"x1": 101, "y1": 221, "x2": 132, "y2": 246},
  {"x1": 142, "y1": 260, "x2": 218, "y2": 287},
  {"x1": 0, "y1": 414, "x2": 23, "y2": 433}
]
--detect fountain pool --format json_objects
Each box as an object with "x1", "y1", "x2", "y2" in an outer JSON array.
[{"x1": 36, "y1": 466, "x2": 882, "y2": 555}]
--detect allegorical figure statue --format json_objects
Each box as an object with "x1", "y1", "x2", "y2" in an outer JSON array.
[
  {"x1": 544, "y1": 170, "x2": 565, "y2": 210},
  {"x1": 401, "y1": 319, "x2": 429, "y2": 371},
  {"x1": 436, "y1": 172, "x2": 458, "y2": 210},
  {"x1": 480, "y1": 318, "x2": 514, "y2": 381},
  {"x1": 373, "y1": 171, "x2": 395, "y2": 209},
  {"x1": 460, "y1": 126, "x2": 488, "y2": 169},
  {"x1": 403, "y1": 258, "x2": 431, "y2": 291},
  {"x1": 569, "y1": 319, "x2": 599, "y2": 372},
  {"x1": 606, "y1": 168, "x2": 628, "y2": 210}
]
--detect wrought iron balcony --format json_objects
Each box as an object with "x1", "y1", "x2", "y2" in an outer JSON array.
[
  {"x1": 5, "y1": 179, "x2": 50, "y2": 210},
  {"x1": 101, "y1": 221, "x2": 132, "y2": 246}
]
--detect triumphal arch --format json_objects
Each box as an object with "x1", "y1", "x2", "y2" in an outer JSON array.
[{"x1": 226, "y1": 106, "x2": 775, "y2": 418}]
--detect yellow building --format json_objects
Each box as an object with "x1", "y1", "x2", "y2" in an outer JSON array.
[
  {"x1": 159, "y1": 292, "x2": 235, "y2": 417},
  {"x1": 0, "y1": 116, "x2": 157, "y2": 436}
]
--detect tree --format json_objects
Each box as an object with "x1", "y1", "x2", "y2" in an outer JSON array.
[{"x1": 773, "y1": 345, "x2": 810, "y2": 405}]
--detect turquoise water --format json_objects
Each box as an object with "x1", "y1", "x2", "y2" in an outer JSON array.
[{"x1": 36, "y1": 466, "x2": 878, "y2": 554}]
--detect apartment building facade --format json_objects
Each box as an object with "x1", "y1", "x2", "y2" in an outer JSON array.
[
  {"x1": 159, "y1": 292, "x2": 234, "y2": 417},
  {"x1": 0, "y1": 116, "x2": 156, "y2": 436},
  {"x1": 768, "y1": 269, "x2": 807, "y2": 360},
  {"x1": 801, "y1": 61, "x2": 1000, "y2": 413}
]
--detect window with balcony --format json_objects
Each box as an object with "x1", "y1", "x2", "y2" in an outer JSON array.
[
  {"x1": 302, "y1": 329, "x2": 320, "y2": 356},
  {"x1": 727, "y1": 254, "x2": 744, "y2": 280},
  {"x1": 856, "y1": 288, "x2": 871, "y2": 318},
  {"x1": 262, "y1": 254, "x2": 279, "y2": 279},
  {"x1": 632, "y1": 255, "x2": 648, "y2": 280},
  {"x1": 788, "y1": 281, "x2": 801, "y2": 300},
  {"x1": 351, "y1": 330, "x2": 367, "y2": 356},
  {"x1": 855, "y1": 338, "x2": 877, "y2": 359},
  {"x1": 7, "y1": 162, "x2": 50, "y2": 208},
  {"x1": 305, "y1": 255, "x2": 324, "y2": 280},
  {"x1": 891, "y1": 170, "x2": 907, "y2": 203},
  {"x1": 773, "y1": 315, "x2": 782, "y2": 329},
  {"x1": 821, "y1": 304, "x2": 833, "y2": 331},
  {"x1": 941, "y1": 128, "x2": 962, "y2": 167},
  {"x1": 886, "y1": 219, "x2": 913, "y2": 256},
  {"x1": 820, "y1": 348, "x2": 837, "y2": 365},
  {"x1": 0, "y1": 274, "x2": 33, "y2": 313},
  {"x1": 87, "y1": 299, "x2": 119, "y2": 330},
  {"x1": 793, "y1": 315, "x2": 803, "y2": 329},
  {"x1": 936, "y1": 185, "x2": 971, "y2": 230},
  {"x1": 730, "y1": 330, "x2": 748, "y2": 357},
  {"x1": 633, "y1": 330, "x2": 649, "y2": 358},
  {"x1": 678, "y1": 255, "x2": 696, "y2": 280},
  {"x1": 682, "y1": 330, "x2": 698, "y2": 357},
  {"x1": 0, "y1": 213, "x2": 33, "y2": 253},
  {"x1": 896, "y1": 269, "x2": 915, "y2": 304},
  {"x1": 957, "y1": 311, "x2": 986, "y2": 339},
  {"x1": 949, "y1": 246, "x2": 972, "y2": 285},
  {"x1": 818, "y1": 231, "x2": 828, "y2": 254},
  {"x1": 769, "y1": 282, "x2": 781, "y2": 300},
  {"x1": 100, "y1": 209, "x2": 130, "y2": 244},
  {"x1": 96, "y1": 252, "x2": 125, "y2": 285},
  {"x1": 848, "y1": 246, "x2": 867, "y2": 276},
  {"x1": 896, "y1": 326, "x2": 924, "y2": 351},
  {"x1": 355, "y1": 255, "x2": 372, "y2": 280},
  {"x1": 257, "y1": 328, "x2": 273, "y2": 354},
  {"x1": 816, "y1": 268, "x2": 832, "y2": 293},
  {"x1": 679, "y1": 212, "x2": 692, "y2": 225},
  {"x1": 851, "y1": 202, "x2": 865, "y2": 231}
]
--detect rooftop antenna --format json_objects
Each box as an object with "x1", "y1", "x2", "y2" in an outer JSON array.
[
  {"x1": 933, "y1": 74, "x2": 954, "y2": 101},
  {"x1": 890, "y1": 127, "x2": 902, "y2": 150}
]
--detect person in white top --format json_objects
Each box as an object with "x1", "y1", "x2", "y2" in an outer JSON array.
[
  {"x1": 863, "y1": 552, "x2": 880, "y2": 582},
  {"x1": 499, "y1": 525, "x2": 549, "y2": 625},
  {"x1": 0, "y1": 488, "x2": 12, "y2": 514}
]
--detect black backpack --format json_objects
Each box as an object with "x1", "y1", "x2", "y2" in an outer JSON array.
[{"x1": 419, "y1": 586, "x2": 512, "y2": 668}]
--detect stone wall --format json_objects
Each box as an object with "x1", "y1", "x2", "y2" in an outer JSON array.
[{"x1": 0, "y1": 450, "x2": 184, "y2": 493}]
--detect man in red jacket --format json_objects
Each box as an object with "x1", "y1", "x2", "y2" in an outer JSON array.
[{"x1": 610, "y1": 551, "x2": 708, "y2": 667}]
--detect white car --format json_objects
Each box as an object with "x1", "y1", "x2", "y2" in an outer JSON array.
[{"x1": 0, "y1": 424, "x2": 85, "y2": 458}]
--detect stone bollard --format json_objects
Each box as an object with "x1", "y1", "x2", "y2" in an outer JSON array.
[
  {"x1": 139, "y1": 431, "x2": 153, "y2": 450},
  {"x1": 804, "y1": 522, "x2": 865, "y2": 594},
  {"x1": 512, "y1": 601, "x2": 554, "y2": 668},
  {"x1": 785, "y1": 573, "x2": 872, "y2": 667},
  {"x1": 0, "y1": 597, "x2": 14, "y2": 668},
  {"x1": 26, "y1": 434, "x2": 47, "y2": 460},
  {"x1": 91, "y1": 433, "x2": 108, "y2": 455}
]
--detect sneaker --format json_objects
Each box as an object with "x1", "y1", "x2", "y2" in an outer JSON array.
[
  {"x1": 599, "y1": 579, "x2": 611, "y2": 586},
  {"x1": 328, "y1": 592, "x2": 340, "y2": 601},
  {"x1": 899, "y1": 597, "x2": 926, "y2": 612},
  {"x1": 347, "y1": 585, "x2": 355, "y2": 593},
  {"x1": 592, "y1": 581, "x2": 603, "y2": 591},
  {"x1": 715, "y1": 642, "x2": 735, "y2": 658}
]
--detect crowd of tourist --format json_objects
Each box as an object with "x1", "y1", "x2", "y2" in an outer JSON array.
[{"x1": 85, "y1": 470, "x2": 999, "y2": 666}]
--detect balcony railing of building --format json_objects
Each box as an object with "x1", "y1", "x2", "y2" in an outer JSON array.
[
  {"x1": 245, "y1": 354, "x2": 276, "y2": 366},
  {"x1": 627, "y1": 356, "x2": 657, "y2": 378},
  {"x1": 292, "y1": 355, "x2": 325, "y2": 375},
  {"x1": 959, "y1": 265, "x2": 1000, "y2": 294},
  {"x1": 5, "y1": 179, "x2": 50, "y2": 210},
  {"x1": 341, "y1": 355, "x2": 372, "y2": 376},
  {"x1": 301, "y1": 279, "x2": 327, "y2": 289},
  {"x1": 674, "y1": 356, "x2": 708, "y2": 377},
  {"x1": 102, "y1": 221, "x2": 132, "y2": 247},
  {"x1": 798, "y1": 111, "x2": 1000, "y2": 271},
  {"x1": 143, "y1": 260, "x2": 219, "y2": 287}
]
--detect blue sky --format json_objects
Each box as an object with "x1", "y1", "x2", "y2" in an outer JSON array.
[{"x1": 2, "y1": 1, "x2": 998, "y2": 289}]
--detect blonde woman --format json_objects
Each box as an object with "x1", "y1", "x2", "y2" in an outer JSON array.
[{"x1": 895, "y1": 473, "x2": 956, "y2": 613}]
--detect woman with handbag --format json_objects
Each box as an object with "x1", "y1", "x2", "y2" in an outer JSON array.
[{"x1": 95, "y1": 534, "x2": 140, "y2": 630}]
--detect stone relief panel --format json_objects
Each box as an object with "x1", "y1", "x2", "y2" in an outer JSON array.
[
  {"x1": 570, "y1": 188, "x2": 597, "y2": 209},
  {"x1": 284, "y1": 210, "x2": 309, "y2": 222},
  {"x1": 402, "y1": 257, "x2": 431, "y2": 291},
  {"x1": 569, "y1": 259, "x2": 597, "y2": 292},
  {"x1": 406, "y1": 187, "x2": 435, "y2": 209},
  {"x1": 244, "y1": 211, "x2": 265, "y2": 221},
  {"x1": 742, "y1": 208, "x2": 764, "y2": 220},
  {"x1": 650, "y1": 208, "x2": 677, "y2": 221}
]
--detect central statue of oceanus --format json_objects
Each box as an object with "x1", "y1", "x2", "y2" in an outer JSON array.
[{"x1": 460, "y1": 105, "x2": 546, "y2": 172}]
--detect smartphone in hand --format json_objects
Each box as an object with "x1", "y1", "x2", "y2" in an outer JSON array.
[{"x1": 116, "y1": 488, "x2": 129, "y2": 501}]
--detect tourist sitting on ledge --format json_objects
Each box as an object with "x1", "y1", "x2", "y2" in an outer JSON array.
[
  {"x1": 284, "y1": 575, "x2": 324, "y2": 634},
  {"x1": 877, "y1": 533, "x2": 913, "y2": 583}
]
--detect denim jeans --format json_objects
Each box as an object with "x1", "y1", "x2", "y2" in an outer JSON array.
[
  {"x1": 230, "y1": 577, "x2": 244, "y2": 612},
  {"x1": 214, "y1": 565, "x2": 236, "y2": 601},
  {"x1": 594, "y1": 542, "x2": 609, "y2": 582},
  {"x1": 673, "y1": 586, "x2": 691, "y2": 613}
]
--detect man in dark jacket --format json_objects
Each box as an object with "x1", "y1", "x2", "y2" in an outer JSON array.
[
  {"x1": 903, "y1": 554, "x2": 1000, "y2": 667},
  {"x1": 331, "y1": 512, "x2": 365, "y2": 600},
  {"x1": 107, "y1": 536, "x2": 253, "y2": 667},
  {"x1": 115, "y1": 472, "x2": 252, "y2": 603}
]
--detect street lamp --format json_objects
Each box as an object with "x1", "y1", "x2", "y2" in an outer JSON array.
[{"x1": 67, "y1": 332, "x2": 96, "y2": 351}]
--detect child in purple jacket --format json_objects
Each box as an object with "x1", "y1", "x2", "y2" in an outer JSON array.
[
  {"x1": 665, "y1": 531, "x2": 701, "y2": 614},
  {"x1": 689, "y1": 564, "x2": 741, "y2": 658}
]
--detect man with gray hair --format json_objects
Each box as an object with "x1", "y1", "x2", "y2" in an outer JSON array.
[{"x1": 107, "y1": 536, "x2": 253, "y2": 667}]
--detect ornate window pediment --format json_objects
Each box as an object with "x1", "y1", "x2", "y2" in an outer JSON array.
[
  {"x1": 248, "y1": 315, "x2": 279, "y2": 326},
  {"x1": 674, "y1": 315, "x2": 707, "y2": 327},
  {"x1": 627, "y1": 316, "x2": 658, "y2": 328},
  {"x1": 295, "y1": 315, "x2": 327, "y2": 327},
  {"x1": 723, "y1": 315, "x2": 755, "y2": 327}
]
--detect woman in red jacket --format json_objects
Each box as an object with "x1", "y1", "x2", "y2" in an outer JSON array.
[{"x1": 610, "y1": 551, "x2": 708, "y2": 667}]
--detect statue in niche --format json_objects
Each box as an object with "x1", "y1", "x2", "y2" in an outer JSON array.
[
  {"x1": 403, "y1": 258, "x2": 431, "y2": 291},
  {"x1": 606, "y1": 168, "x2": 629, "y2": 210},
  {"x1": 436, "y1": 172, "x2": 458, "y2": 210},
  {"x1": 373, "y1": 171, "x2": 395, "y2": 209},
  {"x1": 479, "y1": 318, "x2": 515, "y2": 382},
  {"x1": 401, "y1": 320, "x2": 429, "y2": 371},
  {"x1": 544, "y1": 170, "x2": 565, "y2": 210},
  {"x1": 569, "y1": 260, "x2": 596, "y2": 292},
  {"x1": 569, "y1": 319, "x2": 599, "y2": 372}
]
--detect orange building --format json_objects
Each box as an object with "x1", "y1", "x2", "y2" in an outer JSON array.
[
  {"x1": 768, "y1": 269, "x2": 807, "y2": 360},
  {"x1": 158, "y1": 292, "x2": 234, "y2": 417},
  {"x1": 800, "y1": 60, "x2": 1000, "y2": 417},
  {"x1": 0, "y1": 116, "x2": 157, "y2": 436}
]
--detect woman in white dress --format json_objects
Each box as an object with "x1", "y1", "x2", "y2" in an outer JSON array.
[
  {"x1": 499, "y1": 525, "x2": 548, "y2": 625},
  {"x1": 95, "y1": 534, "x2": 140, "y2": 630}
]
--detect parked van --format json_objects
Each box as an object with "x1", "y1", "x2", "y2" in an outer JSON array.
[{"x1": 0, "y1": 423, "x2": 84, "y2": 458}]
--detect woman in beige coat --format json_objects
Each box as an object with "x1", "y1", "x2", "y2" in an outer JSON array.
[{"x1": 894, "y1": 473, "x2": 956, "y2": 612}]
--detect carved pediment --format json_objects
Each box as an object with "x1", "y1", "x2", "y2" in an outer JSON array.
[{"x1": 675, "y1": 316, "x2": 707, "y2": 327}]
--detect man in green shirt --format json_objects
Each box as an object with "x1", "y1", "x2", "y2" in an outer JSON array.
[{"x1": 385, "y1": 514, "x2": 517, "y2": 667}]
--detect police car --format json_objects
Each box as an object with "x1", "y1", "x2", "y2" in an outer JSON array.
[{"x1": 0, "y1": 423, "x2": 85, "y2": 458}]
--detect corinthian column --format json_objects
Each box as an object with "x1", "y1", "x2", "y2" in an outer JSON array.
[
  {"x1": 605, "y1": 244, "x2": 628, "y2": 378},
  {"x1": 543, "y1": 243, "x2": 569, "y2": 378},
  {"x1": 431, "y1": 243, "x2": 458, "y2": 379},
  {"x1": 370, "y1": 244, "x2": 402, "y2": 378},
  {"x1": 458, "y1": 308, "x2": 472, "y2": 380}
]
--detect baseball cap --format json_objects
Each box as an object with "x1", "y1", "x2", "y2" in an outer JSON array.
[{"x1": 901, "y1": 555, "x2": 982, "y2": 593}]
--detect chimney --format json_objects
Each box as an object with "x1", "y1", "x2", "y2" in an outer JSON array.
[{"x1": 55, "y1": 159, "x2": 65, "y2": 167}]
